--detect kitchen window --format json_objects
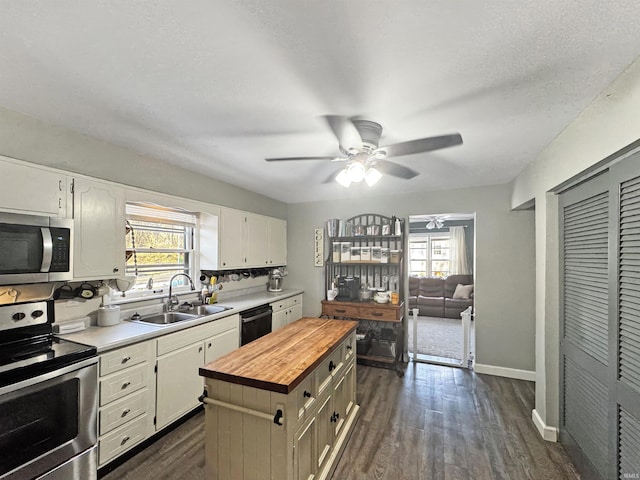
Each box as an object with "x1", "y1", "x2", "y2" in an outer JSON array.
[
  {"x1": 123, "y1": 203, "x2": 196, "y2": 294},
  {"x1": 409, "y1": 234, "x2": 450, "y2": 277}
]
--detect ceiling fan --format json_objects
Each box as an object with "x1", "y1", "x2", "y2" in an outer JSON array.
[{"x1": 265, "y1": 116, "x2": 463, "y2": 187}]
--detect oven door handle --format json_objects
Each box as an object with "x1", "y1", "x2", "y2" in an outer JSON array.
[
  {"x1": 0, "y1": 356, "x2": 98, "y2": 396},
  {"x1": 242, "y1": 310, "x2": 272, "y2": 324},
  {"x1": 40, "y1": 227, "x2": 53, "y2": 272}
]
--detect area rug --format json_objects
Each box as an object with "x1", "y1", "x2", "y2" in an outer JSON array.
[{"x1": 406, "y1": 315, "x2": 471, "y2": 361}]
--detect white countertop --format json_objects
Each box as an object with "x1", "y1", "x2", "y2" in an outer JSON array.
[{"x1": 59, "y1": 288, "x2": 303, "y2": 353}]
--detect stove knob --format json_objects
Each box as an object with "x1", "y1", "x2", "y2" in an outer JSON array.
[
  {"x1": 31, "y1": 310, "x2": 44, "y2": 318},
  {"x1": 12, "y1": 312, "x2": 26, "y2": 321}
]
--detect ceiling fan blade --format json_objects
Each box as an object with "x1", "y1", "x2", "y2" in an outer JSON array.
[
  {"x1": 265, "y1": 156, "x2": 337, "y2": 162},
  {"x1": 324, "y1": 115, "x2": 362, "y2": 152},
  {"x1": 376, "y1": 133, "x2": 463, "y2": 158},
  {"x1": 373, "y1": 160, "x2": 420, "y2": 180}
]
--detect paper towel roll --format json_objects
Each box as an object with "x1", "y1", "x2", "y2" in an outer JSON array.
[{"x1": 98, "y1": 305, "x2": 121, "y2": 327}]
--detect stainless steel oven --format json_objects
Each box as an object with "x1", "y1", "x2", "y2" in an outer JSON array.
[
  {"x1": 0, "y1": 295, "x2": 97, "y2": 480},
  {"x1": 0, "y1": 212, "x2": 73, "y2": 286}
]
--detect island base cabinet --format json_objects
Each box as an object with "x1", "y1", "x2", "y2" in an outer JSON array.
[{"x1": 203, "y1": 363, "x2": 358, "y2": 480}]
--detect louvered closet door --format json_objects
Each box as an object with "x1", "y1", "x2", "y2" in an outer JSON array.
[
  {"x1": 560, "y1": 172, "x2": 610, "y2": 480},
  {"x1": 609, "y1": 154, "x2": 640, "y2": 480}
]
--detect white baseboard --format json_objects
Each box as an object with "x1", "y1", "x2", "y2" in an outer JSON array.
[
  {"x1": 532, "y1": 409, "x2": 558, "y2": 442},
  {"x1": 473, "y1": 363, "x2": 536, "y2": 381}
]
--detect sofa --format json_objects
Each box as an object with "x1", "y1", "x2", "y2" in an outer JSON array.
[{"x1": 408, "y1": 274, "x2": 473, "y2": 319}]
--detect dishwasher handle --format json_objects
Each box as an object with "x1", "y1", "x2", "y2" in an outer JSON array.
[{"x1": 242, "y1": 309, "x2": 272, "y2": 324}]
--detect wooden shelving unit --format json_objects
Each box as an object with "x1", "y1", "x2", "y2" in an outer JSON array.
[{"x1": 322, "y1": 213, "x2": 405, "y2": 376}]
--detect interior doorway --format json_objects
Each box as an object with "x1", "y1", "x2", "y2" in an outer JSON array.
[{"x1": 406, "y1": 213, "x2": 475, "y2": 367}]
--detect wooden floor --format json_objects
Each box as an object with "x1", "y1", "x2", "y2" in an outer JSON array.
[{"x1": 102, "y1": 363, "x2": 579, "y2": 480}]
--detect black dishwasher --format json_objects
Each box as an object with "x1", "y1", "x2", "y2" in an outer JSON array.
[{"x1": 240, "y1": 304, "x2": 272, "y2": 345}]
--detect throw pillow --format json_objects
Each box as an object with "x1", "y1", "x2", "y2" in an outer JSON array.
[{"x1": 452, "y1": 283, "x2": 474, "y2": 300}]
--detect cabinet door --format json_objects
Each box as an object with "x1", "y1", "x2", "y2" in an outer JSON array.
[
  {"x1": 333, "y1": 362, "x2": 355, "y2": 438},
  {"x1": 294, "y1": 416, "x2": 317, "y2": 480},
  {"x1": 272, "y1": 309, "x2": 287, "y2": 332},
  {"x1": 0, "y1": 158, "x2": 67, "y2": 216},
  {"x1": 204, "y1": 328, "x2": 239, "y2": 364},
  {"x1": 245, "y1": 212, "x2": 268, "y2": 267},
  {"x1": 288, "y1": 304, "x2": 303, "y2": 324},
  {"x1": 267, "y1": 217, "x2": 287, "y2": 266},
  {"x1": 73, "y1": 178, "x2": 125, "y2": 279},
  {"x1": 315, "y1": 393, "x2": 333, "y2": 474},
  {"x1": 218, "y1": 207, "x2": 245, "y2": 269},
  {"x1": 156, "y1": 342, "x2": 205, "y2": 430}
]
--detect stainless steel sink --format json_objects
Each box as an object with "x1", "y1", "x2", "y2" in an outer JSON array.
[
  {"x1": 133, "y1": 312, "x2": 200, "y2": 325},
  {"x1": 182, "y1": 305, "x2": 232, "y2": 316}
]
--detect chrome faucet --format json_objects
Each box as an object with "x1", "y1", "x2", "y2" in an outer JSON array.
[{"x1": 166, "y1": 273, "x2": 195, "y2": 312}]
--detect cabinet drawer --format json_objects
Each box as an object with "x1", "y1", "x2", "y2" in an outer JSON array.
[
  {"x1": 99, "y1": 413, "x2": 147, "y2": 466},
  {"x1": 316, "y1": 347, "x2": 344, "y2": 397},
  {"x1": 99, "y1": 388, "x2": 148, "y2": 435},
  {"x1": 357, "y1": 305, "x2": 398, "y2": 321},
  {"x1": 157, "y1": 315, "x2": 238, "y2": 356},
  {"x1": 270, "y1": 299, "x2": 287, "y2": 312},
  {"x1": 295, "y1": 374, "x2": 316, "y2": 421},
  {"x1": 344, "y1": 332, "x2": 356, "y2": 363},
  {"x1": 100, "y1": 363, "x2": 148, "y2": 406},
  {"x1": 100, "y1": 342, "x2": 150, "y2": 376},
  {"x1": 323, "y1": 303, "x2": 359, "y2": 318}
]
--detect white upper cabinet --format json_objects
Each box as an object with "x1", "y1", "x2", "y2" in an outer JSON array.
[
  {"x1": 245, "y1": 212, "x2": 268, "y2": 266},
  {"x1": 73, "y1": 178, "x2": 125, "y2": 279},
  {"x1": 267, "y1": 217, "x2": 287, "y2": 266},
  {"x1": 217, "y1": 207, "x2": 246, "y2": 269},
  {"x1": 0, "y1": 156, "x2": 68, "y2": 217},
  {"x1": 203, "y1": 207, "x2": 287, "y2": 270}
]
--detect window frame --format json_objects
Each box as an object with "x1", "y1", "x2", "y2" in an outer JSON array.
[{"x1": 408, "y1": 232, "x2": 451, "y2": 278}]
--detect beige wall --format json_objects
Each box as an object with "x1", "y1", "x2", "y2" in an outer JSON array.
[
  {"x1": 287, "y1": 183, "x2": 536, "y2": 372},
  {"x1": 511, "y1": 56, "x2": 640, "y2": 431},
  {"x1": 0, "y1": 106, "x2": 287, "y2": 218}
]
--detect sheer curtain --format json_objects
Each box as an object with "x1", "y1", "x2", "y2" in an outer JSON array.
[{"x1": 449, "y1": 226, "x2": 470, "y2": 274}]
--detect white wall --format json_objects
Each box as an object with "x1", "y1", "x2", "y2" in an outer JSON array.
[
  {"x1": 0, "y1": 106, "x2": 287, "y2": 218},
  {"x1": 510, "y1": 56, "x2": 640, "y2": 433},
  {"x1": 287, "y1": 183, "x2": 536, "y2": 373}
]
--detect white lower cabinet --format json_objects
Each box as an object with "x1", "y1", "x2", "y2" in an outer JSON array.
[
  {"x1": 98, "y1": 340, "x2": 155, "y2": 467},
  {"x1": 98, "y1": 314, "x2": 240, "y2": 468},
  {"x1": 156, "y1": 314, "x2": 239, "y2": 430},
  {"x1": 270, "y1": 294, "x2": 304, "y2": 331}
]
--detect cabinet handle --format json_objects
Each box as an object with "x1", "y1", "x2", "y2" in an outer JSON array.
[
  {"x1": 121, "y1": 381, "x2": 131, "y2": 389},
  {"x1": 121, "y1": 355, "x2": 131, "y2": 364},
  {"x1": 335, "y1": 309, "x2": 347, "y2": 314},
  {"x1": 303, "y1": 390, "x2": 312, "y2": 398},
  {"x1": 199, "y1": 346, "x2": 203, "y2": 353},
  {"x1": 330, "y1": 412, "x2": 340, "y2": 423},
  {"x1": 121, "y1": 436, "x2": 130, "y2": 446},
  {"x1": 346, "y1": 344, "x2": 352, "y2": 350},
  {"x1": 113, "y1": 267, "x2": 119, "y2": 273},
  {"x1": 329, "y1": 361, "x2": 335, "y2": 372},
  {"x1": 121, "y1": 408, "x2": 131, "y2": 418},
  {"x1": 59, "y1": 180, "x2": 63, "y2": 191},
  {"x1": 372, "y1": 312, "x2": 383, "y2": 317},
  {"x1": 208, "y1": 342, "x2": 212, "y2": 348}
]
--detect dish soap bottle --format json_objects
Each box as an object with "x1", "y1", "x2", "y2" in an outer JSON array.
[{"x1": 394, "y1": 217, "x2": 402, "y2": 235}]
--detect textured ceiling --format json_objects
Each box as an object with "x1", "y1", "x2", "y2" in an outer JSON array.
[{"x1": 1, "y1": 1, "x2": 639, "y2": 204}]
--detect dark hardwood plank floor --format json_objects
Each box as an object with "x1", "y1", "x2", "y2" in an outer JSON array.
[{"x1": 102, "y1": 363, "x2": 579, "y2": 480}]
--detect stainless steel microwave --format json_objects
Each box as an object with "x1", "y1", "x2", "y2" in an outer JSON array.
[{"x1": 0, "y1": 212, "x2": 73, "y2": 285}]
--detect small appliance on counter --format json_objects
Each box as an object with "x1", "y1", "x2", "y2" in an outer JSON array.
[
  {"x1": 268, "y1": 268, "x2": 287, "y2": 292},
  {"x1": 336, "y1": 276, "x2": 360, "y2": 301}
]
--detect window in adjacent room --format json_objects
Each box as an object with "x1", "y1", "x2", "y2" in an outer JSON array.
[
  {"x1": 408, "y1": 235, "x2": 450, "y2": 277},
  {"x1": 124, "y1": 203, "x2": 196, "y2": 294}
]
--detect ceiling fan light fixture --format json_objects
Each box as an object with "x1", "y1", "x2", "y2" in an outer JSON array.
[
  {"x1": 346, "y1": 162, "x2": 366, "y2": 183},
  {"x1": 426, "y1": 220, "x2": 436, "y2": 229},
  {"x1": 436, "y1": 219, "x2": 444, "y2": 228},
  {"x1": 364, "y1": 167, "x2": 382, "y2": 186},
  {"x1": 335, "y1": 169, "x2": 352, "y2": 187}
]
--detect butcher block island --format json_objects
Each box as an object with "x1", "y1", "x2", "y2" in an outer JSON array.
[{"x1": 199, "y1": 317, "x2": 359, "y2": 480}]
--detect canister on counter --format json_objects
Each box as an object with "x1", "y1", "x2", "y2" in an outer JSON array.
[
  {"x1": 371, "y1": 246, "x2": 382, "y2": 262},
  {"x1": 333, "y1": 242, "x2": 341, "y2": 262},
  {"x1": 350, "y1": 246, "x2": 361, "y2": 261},
  {"x1": 360, "y1": 246, "x2": 371, "y2": 261},
  {"x1": 380, "y1": 247, "x2": 390, "y2": 264}
]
